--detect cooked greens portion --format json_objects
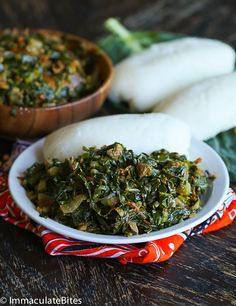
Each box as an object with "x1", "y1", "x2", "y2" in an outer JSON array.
[
  {"x1": 22, "y1": 143, "x2": 212, "y2": 236},
  {"x1": 0, "y1": 29, "x2": 100, "y2": 107}
]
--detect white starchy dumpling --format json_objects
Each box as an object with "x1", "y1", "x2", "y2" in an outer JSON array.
[
  {"x1": 109, "y1": 37, "x2": 235, "y2": 111},
  {"x1": 43, "y1": 113, "x2": 191, "y2": 162},
  {"x1": 153, "y1": 73, "x2": 236, "y2": 140}
]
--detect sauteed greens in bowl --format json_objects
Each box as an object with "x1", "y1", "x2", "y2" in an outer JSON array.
[
  {"x1": 22, "y1": 143, "x2": 213, "y2": 237},
  {"x1": 0, "y1": 28, "x2": 100, "y2": 108}
]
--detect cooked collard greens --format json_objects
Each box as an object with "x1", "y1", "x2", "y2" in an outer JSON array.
[
  {"x1": 0, "y1": 29, "x2": 100, "y2": 108},
  {"x1": 22, "y1": 143, "x2": 213, "y2": 236}
]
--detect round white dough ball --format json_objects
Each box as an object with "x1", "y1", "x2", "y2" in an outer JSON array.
[
  {"x1": 43, "y1": 113, "x2": 191, "y2": 162},
  {"x1": 154, "y1": 73, "x2": 236, "y2": 140},
  {"x1": 109, "y1": 37, "x2": 235, "y2": 111}
]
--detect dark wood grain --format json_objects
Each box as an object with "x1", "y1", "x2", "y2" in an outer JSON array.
[{"x1": 0, "y1": 1, "x2": 236, "y2": 305}]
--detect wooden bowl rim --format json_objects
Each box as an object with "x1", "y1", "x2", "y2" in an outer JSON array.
[{"x1": 0, "y1": 28, "x2": 113, "y2": 113}]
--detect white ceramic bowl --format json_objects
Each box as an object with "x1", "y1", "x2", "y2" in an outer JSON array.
[{"x1": 9, "y1": 138, "x2": 229, "y2": 244}]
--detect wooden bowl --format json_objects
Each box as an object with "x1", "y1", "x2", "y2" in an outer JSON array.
[{"x1": 0, "y1": 29, "x2": 113, "y2": 139}]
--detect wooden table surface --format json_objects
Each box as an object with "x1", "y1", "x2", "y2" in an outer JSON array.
[{"x1": 0, "y1": 1, "x2": 236, "y2": 305}]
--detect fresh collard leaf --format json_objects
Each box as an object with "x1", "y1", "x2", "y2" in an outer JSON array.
[
  {"x1": 97, "y1": 18, "x2": 182, "y2": 112},
  {"x1": 206, "y1": 128, "x2": 236, "y2": 182},
  {"x1": 97, "y1": 18, "x2": 182, "y2": 64},
  {"x1": 98, "y1": 34, "x2": 131, "y2": 65}
]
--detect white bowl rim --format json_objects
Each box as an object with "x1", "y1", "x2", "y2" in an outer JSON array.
[{"x1": 8, "y1": 137, "x2": 229, "y2": 244}]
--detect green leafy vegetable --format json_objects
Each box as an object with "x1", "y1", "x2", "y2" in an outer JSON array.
[
  {"x1": 22, "y1": 143, "x2": 212, "y2": 236},
  {"x1": 98, "y1": 18, "x2": 182, "y2": 64},
  {"x1": 206, "y1": 129, "x2": 236, "y2": 181},
  {"x1": 0, "y1": 29, "x2": 100, "y2": 108}
]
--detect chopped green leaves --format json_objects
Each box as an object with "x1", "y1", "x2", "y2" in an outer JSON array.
[
  {"x1": 22, "y1": 143, "x2": 212, "y2": 236},
  {"x1": 0, "y1": 29, "x2": 100, "y2": 108}
]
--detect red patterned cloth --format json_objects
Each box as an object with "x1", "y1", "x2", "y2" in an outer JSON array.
[{"x1": 0, "y1": 141, "x2": 235, "y2": 264}]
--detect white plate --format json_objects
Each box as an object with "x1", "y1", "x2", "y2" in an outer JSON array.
[{"x1": 9, "y1": 138, "x2": 229, "y2": 244}]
